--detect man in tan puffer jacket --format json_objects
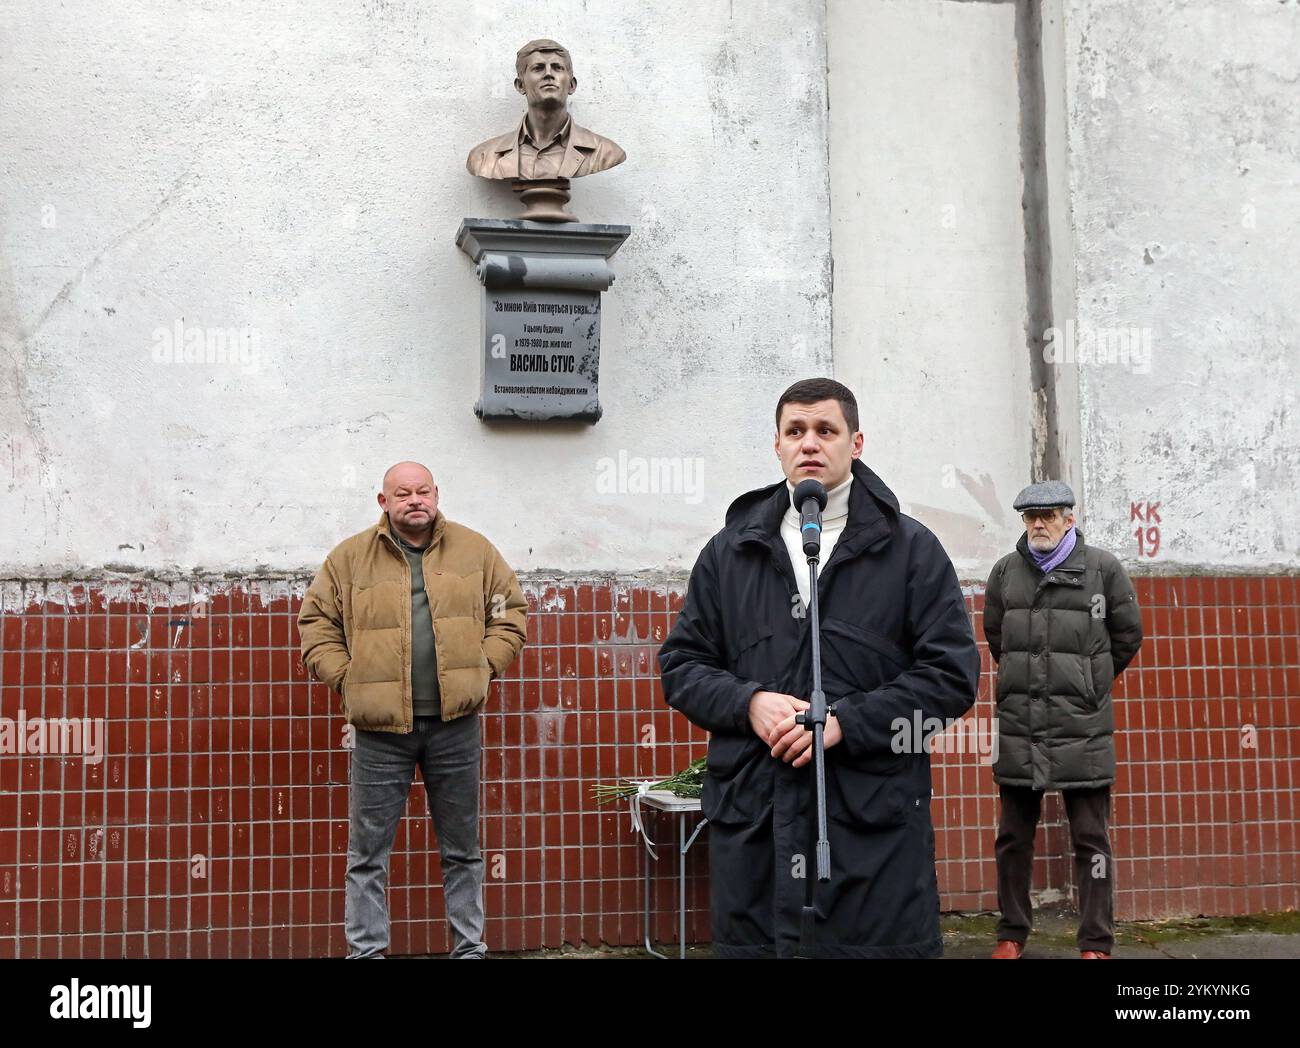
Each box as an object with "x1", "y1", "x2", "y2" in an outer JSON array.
[{"x1": 298, "y1": 461, "x2": 527, "y2": 958}]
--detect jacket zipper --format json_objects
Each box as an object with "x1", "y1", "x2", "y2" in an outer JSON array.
[
  {"x1": 381, "y1": 530, "x2": 414, "y2": 734},
  {"x1": 421, "y1": 544, "x2": 441, "y2": 723}
]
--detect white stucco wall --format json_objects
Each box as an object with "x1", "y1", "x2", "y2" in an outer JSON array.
[
  {"x1": 4, "y1": 0, "x2": 1295, "y2": 579},
  {"x1": 1060, "y1": 0, "x2": 1299, "y2": 570},
  {"x1": 0, "y1": 0, "x2": 831, "y2": 574},
  {"x1": 827, "y1": 0, "x2": 1034, "y2": 578}
]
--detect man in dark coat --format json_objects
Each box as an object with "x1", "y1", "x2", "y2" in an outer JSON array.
[
  {"x1": 658, "y1": 378, "x2": 979, "y2": 958},
  {"x1": 982, "y1": 481, "x2": 1144, "y2": 959}
]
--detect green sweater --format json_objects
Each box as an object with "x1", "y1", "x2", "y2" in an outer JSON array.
[{"x1": 393, "y1": 530, "x2": 442, "y2": 717}]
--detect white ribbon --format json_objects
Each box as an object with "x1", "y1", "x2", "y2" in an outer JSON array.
[{"x1": 626, "y1": 780, "x2": 658, "y2": 860}]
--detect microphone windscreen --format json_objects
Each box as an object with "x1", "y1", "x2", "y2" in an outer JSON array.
[{"x1": 792, "y1": 478, "x2": 828, "y2": 511}]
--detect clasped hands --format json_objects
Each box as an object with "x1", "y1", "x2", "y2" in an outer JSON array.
[{"x1": 747, "y1": 689, "x2": 842, "y2": 768}]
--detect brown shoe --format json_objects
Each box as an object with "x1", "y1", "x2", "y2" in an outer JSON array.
[
  {"x1": 991, "y1": 940, "x2": 1024, "y2": 959},
  {"x1": 1080, "y1": 950, "x2": 1112, "y2": 959}
]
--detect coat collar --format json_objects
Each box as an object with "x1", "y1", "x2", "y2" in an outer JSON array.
[
  {"x1": 1016, "y1": 528, "x2": 1088, "y2": 583},
  {"x1": 376, "y1": 509, "x2": 447, "y2": 555},
  {"x1": 520, "y1": 113, "x2": 572, "y2": 151},
  {"x1": 726, "y1": 458, "x2": 900, "y2": 559},
  {"x1": 493, "y1": 114, "x2": 601, "y2": 178}
]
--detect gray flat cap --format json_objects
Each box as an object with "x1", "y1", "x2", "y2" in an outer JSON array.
[{"x1": 1013, "y1": 480, "x2": 1075, "y2": 512}]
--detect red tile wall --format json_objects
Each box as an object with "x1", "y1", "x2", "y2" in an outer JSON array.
[{"x1": 0, "y1": 574, "x2": 1295, "y2": 957}]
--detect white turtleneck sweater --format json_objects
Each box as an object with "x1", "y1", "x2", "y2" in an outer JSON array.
[{"x1": 782, "y1": 474, "x2": 852, "y2": 608}]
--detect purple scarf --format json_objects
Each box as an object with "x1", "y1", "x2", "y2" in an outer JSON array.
[{"x1": 1030, "y1": 525, "x2": 1077, "y2": 574}]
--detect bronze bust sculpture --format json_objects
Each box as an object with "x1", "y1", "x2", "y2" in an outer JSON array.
[{"x1": 466, "y1": 39, "x2": 625, "y2": 221}]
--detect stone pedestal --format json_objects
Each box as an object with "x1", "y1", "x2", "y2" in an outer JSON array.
[{"x1": 456, "y1": 218, "x2": 632, "y2": 422}]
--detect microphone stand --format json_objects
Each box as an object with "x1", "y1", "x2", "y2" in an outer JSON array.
[{"x1": 796, "y1": 536, "x2": 832, "y2": 958}]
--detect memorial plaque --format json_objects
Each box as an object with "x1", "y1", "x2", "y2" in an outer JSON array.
[
  {"x1": 456, "y1": 218, "x2": 631, "y2": 422},
  {"x1": 481, "y1": 288, "x2": 601, "y2": 421}
]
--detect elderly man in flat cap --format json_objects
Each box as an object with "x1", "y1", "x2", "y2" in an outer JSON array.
[{"x1": 982, "y1": 481, "x2": 1143, "y2": 959}]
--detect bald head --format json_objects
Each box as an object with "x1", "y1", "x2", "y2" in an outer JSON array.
[
  {"x1": 382, "y1": 461, "x2": 434, "y2": 493},
  {"x1": 378, "y1": 461, "x2": 439, "y2": 543}
]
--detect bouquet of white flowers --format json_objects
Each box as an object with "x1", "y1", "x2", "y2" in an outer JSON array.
[{"x1": 589, "y1": 756, "x2": 706, "y2": 804}]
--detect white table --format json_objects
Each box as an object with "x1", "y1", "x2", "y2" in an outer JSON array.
[{"x1": 630, "y1": 789, "x2": 708, "y2": 959}]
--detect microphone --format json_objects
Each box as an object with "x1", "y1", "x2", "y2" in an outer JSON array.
[{"x1": 793, "y1": 478, "x2": 828, "y2": 559}]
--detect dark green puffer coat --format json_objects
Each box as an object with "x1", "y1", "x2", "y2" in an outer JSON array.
[{"x1": 983, "y1": 530, "x2": 1143, "y2": 789}]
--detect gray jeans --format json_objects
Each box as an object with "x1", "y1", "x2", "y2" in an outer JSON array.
[{"x1": 345, "y1": 713, "x2": 485, "y2": 958}]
